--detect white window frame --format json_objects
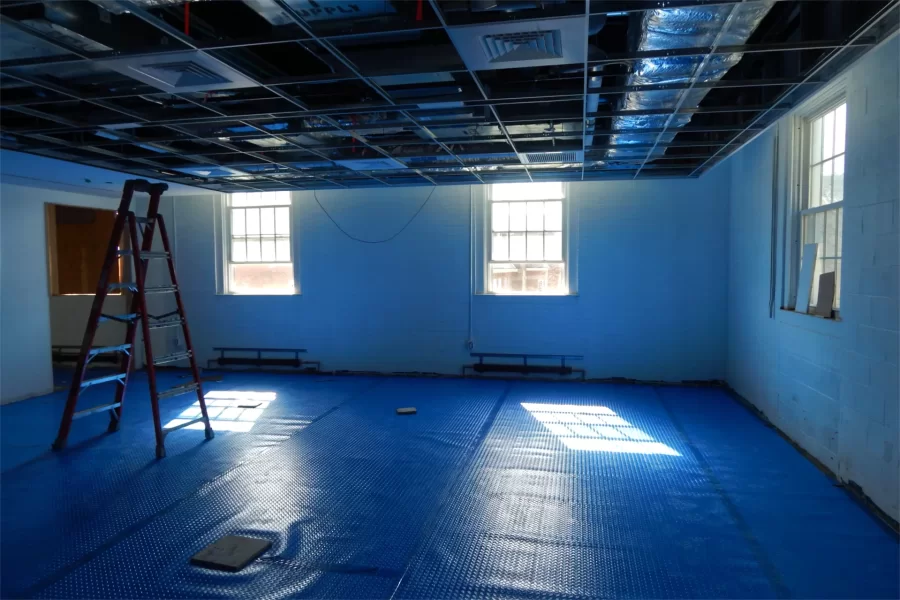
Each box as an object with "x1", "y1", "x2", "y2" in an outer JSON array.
[
  {"x1": 789, "y1": 88, "x2": 846, "y2": 315},
  {"x1": 215, "y1": 191, "x2": 299, "y2": 295},
  {"x1": 483, "y1": 182, "x2": 572, "y2": 296}
]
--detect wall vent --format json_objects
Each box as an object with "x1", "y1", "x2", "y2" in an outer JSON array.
[
  {"x1": 482, "y1": 30, "x2": 562, "y2": 63},
  {"x1": 519, "y1": 151, "x2": 583, "y2": 164}
]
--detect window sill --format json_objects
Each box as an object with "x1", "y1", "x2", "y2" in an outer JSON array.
[
  {"x1": 780, "y1": 307, "x2": 841, "y2": 321},
  {"x1": 778, "y1": 307, "x2": 843, "y2": 335},
  {"x1": 475, "y1": 293, "x2": 579, "y2": 298},
  {"x1": 218, "y1": 291, "x2": 300, "y2": 297}
]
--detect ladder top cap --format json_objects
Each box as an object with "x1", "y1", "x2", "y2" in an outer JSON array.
[{"x1": 128, "y1": 179, "x2": 168, "y2": 194}]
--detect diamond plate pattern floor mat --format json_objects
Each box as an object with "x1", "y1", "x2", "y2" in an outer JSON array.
[{"x1": 2, "y1": 377, "x2": 897, "y2": 599}]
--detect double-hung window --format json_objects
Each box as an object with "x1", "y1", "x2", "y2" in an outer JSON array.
[
  {"x1": 489, "y1": 182, "x2": 567, "y2": 294},
  {"x1": 226, "y1": 191, "x2": 294, "y2": 294},
  {"x1": 797, "y1": 102, "x2": 845, "y2": 310}
]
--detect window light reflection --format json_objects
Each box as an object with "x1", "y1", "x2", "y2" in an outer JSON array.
[
  {"x1": 163, "y1": 390, "x2": 275, "y2": 433},
  {"x1": 522, "y1": 402, "x2": 680, "y2": 456}
]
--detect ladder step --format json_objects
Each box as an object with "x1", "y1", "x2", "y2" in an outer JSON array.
[
  {"x1": 157, "y1": 382, "x2": 200, "y2": 400},
  {"x1": 134, "y1": 216, "x2": 155, "y2": 224},
  {"x1": 108, "y1": 282, "x2": 138, "y2": 292},
  {"x1": 144, "y1": 286, "x2": 177, "y2": 294},
  {"x1": 99, "y1": 313, "x2": 139, "y2": 323},
  {"x1": 73, "y1": 402, "x2": 122, "y2": 420},
  {"x1": 117, "y1": 250, "x2": 169, "y2": 259},
  {"x1": 147, "y1": 318, "x2": 183, "y2": 330},
  {"x1": 163, "y1": 416, "x2": 206, "y2": 434},
  {"x1": 154, "y1": 351, "x2": 192, "y2": 366},
  {"x1": 88, "y1": 344, "x2": 131, "y2": 356},
  {"x1": 81, "y1": 372, "x2": 127, "y2": 387}
]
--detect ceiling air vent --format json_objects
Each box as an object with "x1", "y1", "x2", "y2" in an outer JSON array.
[
  {"x1": 519, "y1": 151, "x2": 583, "y2": 164},
  {"x1": 446, "y1": 17, "x2": 586, "y2": 71},
  {"x1": 335, "y1": 158, "x2": 407, "y2": 171},
  {"x1": 101, "y1": 51, "x2": 257, "y2": 93},
  {"x1": 482, "y1": 30, "x2": 562, "y2": 63},
  {"x1": 138, "y1": 61, "x2": 231, "y2": 88}
]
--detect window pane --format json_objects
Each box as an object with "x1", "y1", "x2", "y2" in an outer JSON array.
[
  {"x1": 825, "y1": 210, "x2": 836, "y2": 257},
  {"x1": 509, "y1": 202, "x2": 527, "y2": 231},
  {"x1": 545, "y1": 231, "x2": 562, "y2": 260},
  {"x1": 809, "y1": 164, "x2": 821, "y2": 208},
  {"x1": 231, "y1": 191, "x2": 291, "y2": 207},
  {"x1": 261, "y1": 237, "x2": 276, "y2": 261},
  {"x1": 489, "y1": 263, "x2": 523, "y2": 292},
  {"x1": 260, "y1": 207, "x2": 275, "y2": 235},
  {"x1": 835, "y1": 259, "x2": 842, "y2": 309},
  {"x1": 815, "y1": 211, "x2": 825, "y2": 245},
  {"x1": 231, "y1": 239, "x2": 246, "y2": 262},
  {"x1": 492, "y1": 202, "x2": 509, "y2": 232},
  {"x1": 822, "y1": 159, "x2": 834, "y2": 205},
  {"x1": 834, "y1": 104, "x2": 846, "y2": 156},
  {"x1": 230, "y1": 263, "x2": 294, "y2": 294},
  {"x1": 492, "y1": 232, "x2": 509, "y2": 261},
  {"x1": 811, "y1": 117, "x2": 823, "y2": 164},
  {"x1": 836, "y1": 207, "x2": 843, "y2": 257},
  {"x1": 232, "y1": 208, "x2": 245, "y2": 236},
  {"x1": 823, "y1": 110, "x2": 835, "y2": 159},
  {"x1": 276, "y1": 237, "x2": 291, "y2": 262},
  {"x1": 526, "y1": 202, "x2": 543, "y2": 231},
  {"x1": 544, "y1": 201, "x2": 562, "y2": 231},
  {"x1": 526, "y1": 263, "x2": 566, "y2": 293},
  {"x1": 803, "y1": 214, "x2": 815, "y2": 244},
  {"x1": 492, "y1": 182, "x2": 564, "y2": 201},
  {"x1": 488, "y1": 262, "x2": 566, "y2": 294},
  {"x1": 833, "y1": 155, "x2": 844, "y2": 204},
  {"x1": 246, "y1": 208, "x2": 260, "y2": 235},
  {"x1": 247, "y1": 238, "x2": 261, "y2": 262},
  {"x1": 275, "y1": 207, "x2": 290, "y2": 235},
  {"x1": 509, "y1": 232, "x2": 526, "y2": 260},
  {"x1": 527, "y1": 232, "x2": 543, "y2": 260}
]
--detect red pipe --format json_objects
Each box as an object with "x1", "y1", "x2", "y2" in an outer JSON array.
[
  {"x1": 184, "y1": 1, "x2": 190, "y2": 36},
  {"x1": 416, "y1": 0, "x2": 423, "y2": 21}
]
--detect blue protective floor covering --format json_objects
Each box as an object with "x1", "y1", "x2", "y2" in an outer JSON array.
[{"x1": 1, "y1": 372, "x2": 897, "y2": 599}]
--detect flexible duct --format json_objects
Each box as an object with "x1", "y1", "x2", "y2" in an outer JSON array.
[{"x1": 604, "y1": 1, "x2": 773, "y2": 162}]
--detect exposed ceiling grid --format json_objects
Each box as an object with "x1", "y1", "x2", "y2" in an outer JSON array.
[{"x1": 1, "y1": 0, "x2": 897, "y2": 192}]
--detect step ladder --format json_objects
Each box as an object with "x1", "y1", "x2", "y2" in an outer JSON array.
[{"x1": 52, "y1": 179, "x2": 214, "y2": 458}]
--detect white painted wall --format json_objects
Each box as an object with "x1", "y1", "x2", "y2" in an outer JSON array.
[
  {"x1": 1, "y1": 183, "x2": 54, "y2": 403},
  {"x1": 0, "y1": 181, "x2": 172, "y2": 403},
  {"x1": 726, "y1": 37, "x2": 899, "y2": 519},
  {"x1": 171, "y1": 170, "x2": 731, "y2": 381}
]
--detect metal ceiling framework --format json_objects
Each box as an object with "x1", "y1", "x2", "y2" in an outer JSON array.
[{"x1": 1, "y1": 0, "x2": 897, "y2": 193}]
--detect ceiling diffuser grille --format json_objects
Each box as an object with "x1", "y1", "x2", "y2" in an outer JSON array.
[
  {"x1": 520, "y1": 151, "x2": 581, "y2": 164},
  {"x1": 137, "y1": 61, "x2": 231, "y2": 88},
  {"x1": 481, "y1": 30, "x2": 562, "y2": 63}
]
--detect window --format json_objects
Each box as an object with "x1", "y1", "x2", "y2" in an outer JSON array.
[
  {"x1": 488, "y1": 182, "x2": 567, "y2": 294},
  {"x1": 45, "y1": 204, "x2": 125, "y2": 295},
  {"x1": 226, "y1": 192, "x2": 294, "y2": 294},
  {"x1": 798, "y1": 102, "x2": 845, "y2": 310}
]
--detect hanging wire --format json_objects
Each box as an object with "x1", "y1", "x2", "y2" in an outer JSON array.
[{"x1": 312, "y1": 187, "x2": 437, "y2": 244}]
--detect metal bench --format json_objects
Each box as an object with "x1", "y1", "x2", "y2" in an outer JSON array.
[
  {"x1": 207, "y1": 347, "x2": 320, "y2": 372},
  {"x1": 464, "y1": 352, "x2": 585, "y2": 380}
]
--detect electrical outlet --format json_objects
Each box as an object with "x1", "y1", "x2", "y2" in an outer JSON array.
[{"x1": 466, "y1": 339, "x2": 475, "y2": 351}]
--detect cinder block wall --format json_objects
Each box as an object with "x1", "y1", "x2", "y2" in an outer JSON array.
[{"x1": 726, "y1": 36, "x2": 899, "y2": 520}]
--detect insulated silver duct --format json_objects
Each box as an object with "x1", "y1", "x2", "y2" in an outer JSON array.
[{"x1": 605, "y1": 1, "x2": 773, "y2": 161}]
